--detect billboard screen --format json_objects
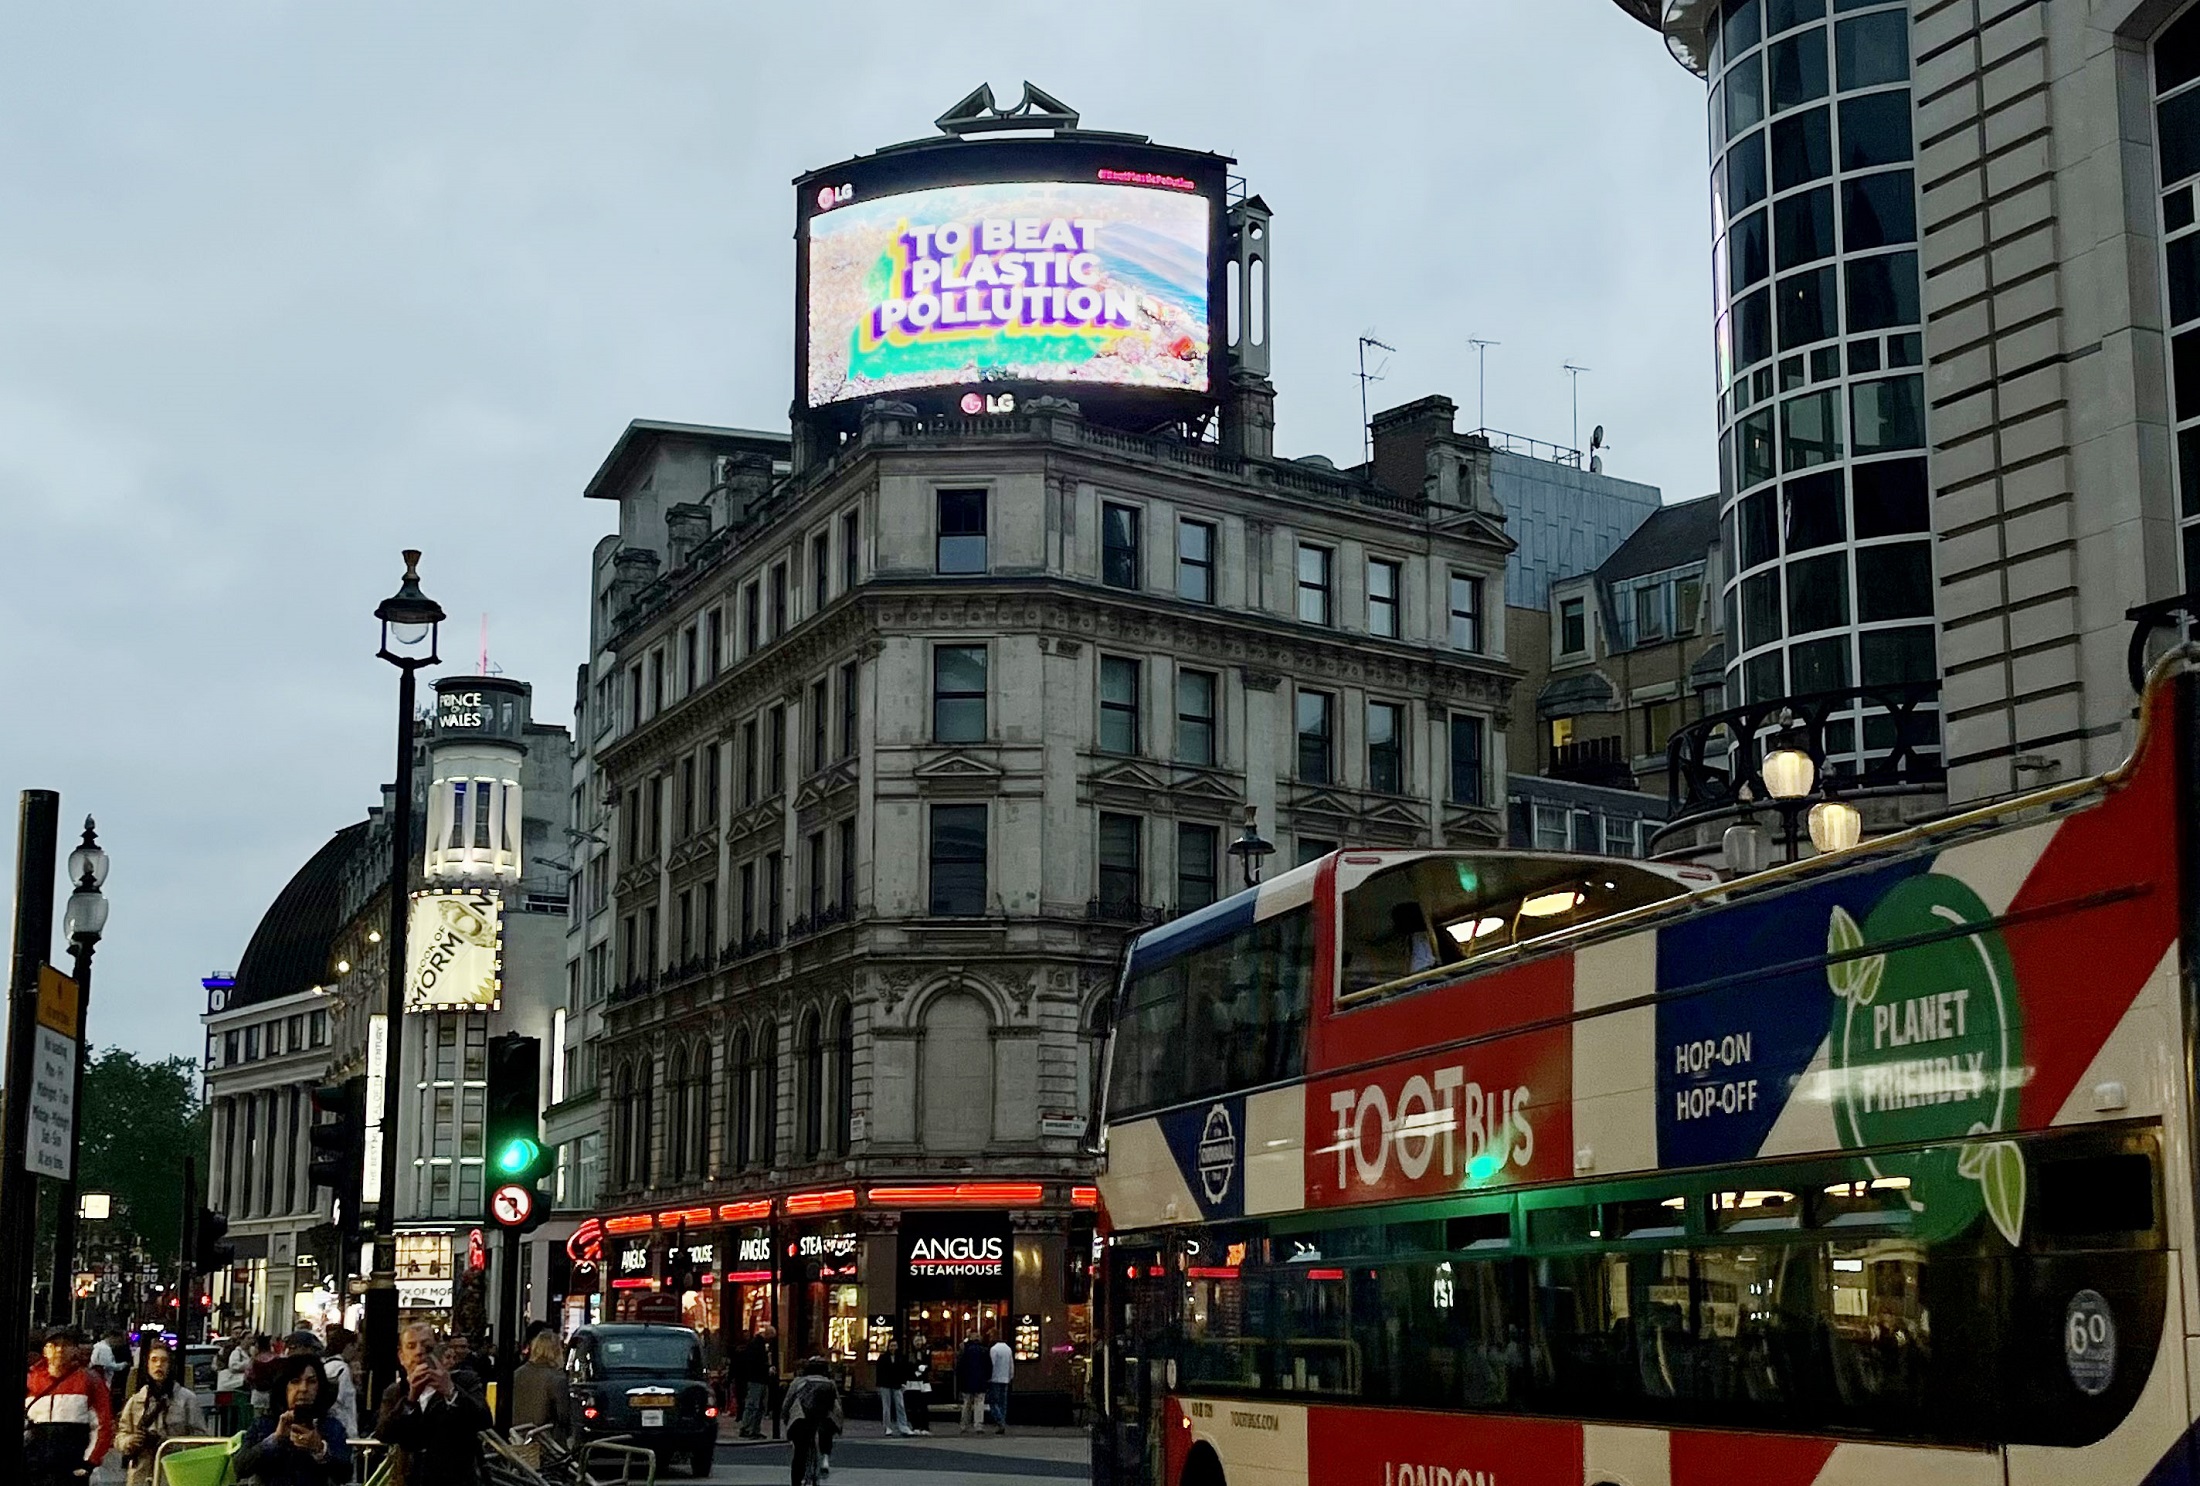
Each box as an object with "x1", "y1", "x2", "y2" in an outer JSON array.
[
  {"x1": 805, "y1": 178, "x2": 1212, "y2": 410},
  {"x1": 404, "y1": 889, "x2": 502, "y2": 1012}
]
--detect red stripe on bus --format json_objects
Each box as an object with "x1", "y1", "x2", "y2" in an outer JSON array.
[
  {"x1": 1671, "y1": 1429, "x2": 1833, "y2": 1486},
  {"x1": 1312, "y1": 951, "x2": 1575, "y2": 1074}
]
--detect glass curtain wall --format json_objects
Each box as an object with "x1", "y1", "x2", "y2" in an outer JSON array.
[
  {"x1": 1707, "y1": 0, "x2": 1939, "y2": 767},
  {"x1": 2156, "y1": 5, "x2": 2200, "y2": 581}
]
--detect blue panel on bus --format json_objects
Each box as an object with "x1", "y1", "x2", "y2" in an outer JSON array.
[
  {"x1": 1157, "y1": 1095, "x2": 1248, "y2": 1220},
  {"x1": 1125, "y1": 895, "x2": 1258, "y2": 978},
  {"x1": 1655, "y1": 857, "x2": 1929, "y2": 1167}
]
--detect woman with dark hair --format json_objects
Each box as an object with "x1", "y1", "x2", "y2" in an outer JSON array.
[
  {"x1": 233, "y1": 1353, "x2": 350, "y2": 1484},
  {"x1": 115, "y1": 1342, "x2": 207, "y2": 1486}
]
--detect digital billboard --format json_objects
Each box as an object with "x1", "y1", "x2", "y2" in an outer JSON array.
[
  {"x1": 404, "y1": 889, "x2": 502, "y2": 1012},
  {"x1": 805, "y1": 177, "x2": 1212, "y2": 410}
]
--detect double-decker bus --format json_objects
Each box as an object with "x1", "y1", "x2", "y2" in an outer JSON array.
[{"x1": 1091, "y1": 666, "x2": 2199, "y2": 1486}]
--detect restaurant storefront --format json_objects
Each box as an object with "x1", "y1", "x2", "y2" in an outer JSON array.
[{"x1": 588, "y1": 1182, "x2": 1097, "y2": 1422}]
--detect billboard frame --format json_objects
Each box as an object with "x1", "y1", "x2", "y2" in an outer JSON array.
[{"x1": 794, "y1": 133, "x2": 1234, "y2": 434}]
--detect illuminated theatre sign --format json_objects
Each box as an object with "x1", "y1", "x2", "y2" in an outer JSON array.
[{"x1": 404, "y1": 889, "x2": 503, "y2": 1011}]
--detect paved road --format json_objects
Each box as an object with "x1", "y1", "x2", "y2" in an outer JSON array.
[{"x1": 701, "y1": 1424, "x2": 1089, "y2": 1484}]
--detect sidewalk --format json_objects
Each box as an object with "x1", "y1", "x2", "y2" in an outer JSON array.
[{"x1": 724, "y1": 1420, "x2": 1087, "y2": 1461}]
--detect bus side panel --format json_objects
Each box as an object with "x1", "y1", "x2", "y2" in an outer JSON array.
[
  {"x1": 1302, "y1": 1406, "x2": 1581, "y2": 1486},
  {"x1": 1169, "y1": 1397, "x2": 1307, "y2": 1486},
  {"x1": 2004, "y1": 1274, "x2": 2189, "y2": 1486},
  {"x1": 1767, "y1": 1441, "x2": 1996, "y2": 1486},
  {"x1": 1102, "y1": 1115, "x2": 1203, "y2": 1231}
]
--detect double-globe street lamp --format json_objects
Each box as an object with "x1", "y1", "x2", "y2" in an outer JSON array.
[
  {"x1": 364, "y1": 552, "x2": 443, "y2": 1413},
  {"x1": 1759, "y1": 744, "x2": 1864, "y2": 864},
  {"x1": 47, "y1": 819, "x2": 109, "y2": 1327}
]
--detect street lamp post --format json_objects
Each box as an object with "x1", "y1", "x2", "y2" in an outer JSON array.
[
  {"x1": 47, "y1": 819, "x2": 109, "y2": 1328},
  {"x1": 365, "y1": 552, "x2": 443, "y2": 1414},
  {"x1": 1227, "y1": 804, "x2": 1275, "y2": 887},
  {"x1": 1761, "y1": 743, "x2": 1817, "y2": 865}
]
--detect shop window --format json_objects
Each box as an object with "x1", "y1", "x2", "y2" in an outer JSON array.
[{"x1": 921, "y1": 994, "x2": 994, "y2": 1153}]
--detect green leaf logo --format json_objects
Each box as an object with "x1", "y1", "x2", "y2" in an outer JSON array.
[
  {"x1": 1956, "y1": 1125, "x2": 2026, "y2": 1246},
  {"x1": 1826, "y1": 905, "x2": 1885, "y2": 1005}
]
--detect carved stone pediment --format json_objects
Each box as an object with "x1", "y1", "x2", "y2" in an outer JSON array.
[{"x1": 912, "y1": 751, "x2": 1004, "y2": 786}]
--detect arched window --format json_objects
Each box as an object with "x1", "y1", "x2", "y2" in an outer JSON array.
[
  {"x1": 921, "y1": 993, "x2": 993, "y2": 1153},
  {"x1": 799, "y1": 1011, "x2": 825, "y2": 1161},
  {"x1": 666, "y1": 1046, "x2": 691, "y2": 1179},
  {"x1": 611, "y1": 1063, "x2": 634, "y2": 1187},
  {"x1": 731, "y1": 1029, "x2": 755, "y2": 1171},
  {"x1": 830, "y1": 1001, "x2": 855, "y2": 1154},
  {"x1": 757, "y1": 1024, "x2": 779, "y2": 1167},
  {"x1": 688, "y1": 1044, "x2": 712, "y2": 1178}
]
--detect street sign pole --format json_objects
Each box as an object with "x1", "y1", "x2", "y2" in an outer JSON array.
[
  {"x1": 0, "y1": 790, "x2": 59, "y2": 1483},
  {"x1": 495, "y1": 1226, "x2": 521, "y2": 1427}
]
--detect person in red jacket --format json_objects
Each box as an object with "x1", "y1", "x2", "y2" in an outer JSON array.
[{"x1": 24, "y1": 1324, "x2": 115, "y2": 1484}]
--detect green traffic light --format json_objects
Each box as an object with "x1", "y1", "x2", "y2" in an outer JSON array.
[{"x1": 494, "y1": 1137, "x2": 544, "y2": 1176}]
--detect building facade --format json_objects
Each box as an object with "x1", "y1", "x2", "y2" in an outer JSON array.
[
  {"x1": 576, "y1": 382, "x2": 1520, "y2": 1412},
  {"x1": 203, "y1": 675, "x2": 573, "y2": 1338},
  {"x1": 1613, "y1": 0, "x2": 2199, "y2": 803}
]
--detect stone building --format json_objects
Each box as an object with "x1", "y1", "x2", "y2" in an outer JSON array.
[
  {"x1": 574, "y1": 378, "x2": 1520, "y2": 1410},
  {"x1": 1610, "y1": 0, "x2": 2200, "y2": 805}
]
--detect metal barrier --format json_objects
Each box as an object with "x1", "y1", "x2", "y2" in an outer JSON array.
[{"x1": 149, "y1": 1431, "x2": 388, "y2": 1485}]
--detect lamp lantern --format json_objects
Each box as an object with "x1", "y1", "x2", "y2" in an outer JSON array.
[
  {"x1": 1808, "y1": 799, "x2": 1863, "y2": 853},
  {"x1": 1761, "y1": 745, "x2": 1817, "y2": 801}
]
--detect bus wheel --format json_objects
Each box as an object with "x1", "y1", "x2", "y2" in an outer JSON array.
[{"x1": 1181, "y1": 1444, "x2": 1226, "y2": 1486}]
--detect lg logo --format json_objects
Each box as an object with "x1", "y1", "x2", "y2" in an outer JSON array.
[
  {"x1": 959, "y1": 391, "x2": 1017, "y2": 415},
  {"x1": 815, "y1": 183, "x2": 854, "y2": 212}
]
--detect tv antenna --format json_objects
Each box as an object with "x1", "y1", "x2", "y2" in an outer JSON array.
[
  {"x1": 1562, "y1": 362, "x2": 1592, "y2": 463},
  {"x1": 1358, "y1": 333, "x2": 1396, "y2": 465},
  {"x1": 1468, "y1": 337, "x2": 1500, "y2": 432}
]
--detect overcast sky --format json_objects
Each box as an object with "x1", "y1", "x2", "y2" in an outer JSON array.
[{"x1": 0, "y1": 2, "x2": 1712, "y2": 1063}]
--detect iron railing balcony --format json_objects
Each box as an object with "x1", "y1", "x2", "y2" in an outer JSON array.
[{"x1": 1665, "y1": 681, "x2": 1942, "y2": 821}]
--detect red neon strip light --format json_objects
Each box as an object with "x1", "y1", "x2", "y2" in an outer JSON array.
[
  {"x1": 1186, "y1": 1266, "x2": 1241, "y2": 1280},
  {"x1": 1070, "y1": 1187, "x2": 1099, "y2": 1208},
  {"x1": 723, "y1": 1269, "x2": 774, "y2": 1285},
  {"x1": 718, "y1": 1200, "x2": 773, "y2": 1223},
  {"x1": 602, "y1": 1215, "x2": 655, "y2": 1236},
  {"x1": 610, "y1": 1278, "x2": 655, "y2": 1290},
  {"x1": 784, "y1": 1188, "x2": 857, "y2": 1217},
  {"x1": 660, "y1": 1206, "x2": 714, "y2": 1228},
  {"x1": 1306, "y1": 1268, "x2": 1346, "y2": 1281},
  {"x1": 867, "y1": 1183, "x2": 1045, "y2": 1208}
]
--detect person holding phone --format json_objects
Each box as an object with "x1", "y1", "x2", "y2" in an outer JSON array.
[
  {"x1": 375, "y1": 1322, "x2": 492, "y2": 1486},
  {"x1": 232, "y1": 1354, "x2": 349, "y2": 1484}
]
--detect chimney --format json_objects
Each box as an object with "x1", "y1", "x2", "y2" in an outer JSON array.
[
  {"x1": 1369, "y1": 395, "x2": 1459, "y2": 500},
  {"x1": 665, "y1": 503, "x2": 712, "y2": 571},
  {"x1": 1221, "y1": 374, "x2": 1276, "y2": 459},
  {"x1": 607, "y1": 547, "x2": 661, "y2": 624},
  {"x1": 715, "y1": 451, "x2": 776, "y2": 528}
]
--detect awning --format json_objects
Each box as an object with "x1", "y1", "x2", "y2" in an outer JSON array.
[{"x1": 1537, "y1": 672, "x2": 1616, "y2": 719}]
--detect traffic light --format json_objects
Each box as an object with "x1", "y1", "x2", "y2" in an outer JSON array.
[
  {"x1": 193, "y1": 1208, "x2": 233, "y2": 1273},
  {"x1": 485, "y1": 1033, "x2": 551, "y2": 1233},
  {"x1": 308, "y1": 1077, "x2": 366, "y2": 1230}
]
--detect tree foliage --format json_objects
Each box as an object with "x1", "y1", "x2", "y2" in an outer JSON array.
[{"x1": 76, "y1": 1046, "x2": 205, "y2": 1264}]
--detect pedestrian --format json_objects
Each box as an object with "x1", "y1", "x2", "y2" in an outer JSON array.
[
  {"x1": 87, "y1": 1332, "x2": 130, "y2": 1400},
  {"x1": 874, "y1": 1346, "x2": 910, "y2": 1436},
  {"x1": 375, "y1": 1322, "x2": 492, "y2": 1486},
  {"x1": 310, "y1": 1327, "x2": 358, "y2": 1439},
  {"x1": 26, "y1": 1325, "x2": 116, "y2": 1486},
  {"x1": 955, "y1": 1335, "x2": 989, "y2": 1435},
  {"x1": 439, "y1": 1334, "x2": 485, "y2": 1398},
  {"x1": 233, "y1": 1353, "x2": 349, "y2": 1485},
  {"x1": 986, "y1": 1331, "x2": 1015, "y2": 1435},
  {"x1": 244, "y1": 1334, "x2": 277, "y2": 1419},
  {"x1": 780, "y1": 1357, "x2": 841, "y2": 1485},
  {"x1": 737, "y1": 1326, "x2": 772, "y2": 1438},
  {"x1": 509, "y1": 1332, "x2": 570, "y2": 1435},
  {"x1": 114, "y1": 1341, "x2": 208, "y2": 1486},
  {"x1": 899, "y1": 1347, "x2": 932, "y2": 1435}
]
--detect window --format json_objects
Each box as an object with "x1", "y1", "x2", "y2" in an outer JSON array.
[
  {"x1": 1177, "y1": 519, "x2": 1215, "y2": 603},
  {"x1": 680, "y1": 626, "x2": 697, "y2": 697},
  {"x1": 1098, "y1": 813, "x2": 1142, "y2": 910},
  {"x1": 1296, "y1": 690, "x2": 1334, "y2": 784},
  {"x1": 1731, "y1": 209, "x2": 1769, "y2": 292},
  {"x1": 1367, "y1": 701, "x2": 1405, "y2": 793},
  {"x1": 1533, "y1": 803, "x2": 1569, "y2": 850},
  {"x1": 1768, "y1": 24, "x2": 1826, "y2": 112},
  {"x1": 937, "y1": 488, "x2": 987, "y2": 573},
  {"x1": 705, "y1": 608, "x2": 723, "y2": 678},
  {"x1": 1774, "y1": 186, "x2": 1834, "y2": 269},
  {"x1": 1852, "y1": 375, "x2": 1926, "y2": 453},
  {"x1": 1789, "y1": 551, "x2": 1850, "y2": 634},
  {"x1": 740, "y1": 719, "x2": 758, "y2": 806},
  {"x1": 928, "y1": 804, "x2": 987, "y2": 916},
  {"x1": 648, "y1": 650, "x2": 664, "y2": 716},
  {"x1": 1102, "y1": 503, "x2": 1141, "y2": 589},
  {"x1": 1296, "y1": 545, "x2": 1333, "y2": 625},
  {"x1": 1839, "y1": 91, "x2": 1912, "y2": 171},
  {"x1": 1847, "y1": 252, "x2": 1919, "y2": 332},
  {"x1": 932, "y1": 645, "x2": 987, "y2": 743},
  {"x1": 1449, "y1": 573, "x2": 1484, "y2": 651},
  {"x1": 769, "y1": 563, "x2": 788, "y2": 639},
  {"x1": 1449, "y1": 714, "x2": 1486, "y2": 805},
  {"x1": 841, "y1": 509, "x2": 860, "y2": 591},
  {"x1": 647, "y1": 775, "x2": 664, "y2": 856},
  {"x1": 1367, "y1": 558, "x2": 1401, "y2": 637},
  {"x1": 809, "y1": 678, "x2": 828, "y2": 773},
  {"x1": 1771, "y1": 105, "x2": 1831, "y2": 191},
  {"x1": 765, "y1": 852, "x2": 783, "y2": 939},
  {"x1": 1176, "y1": 823, "x2": 1219, "y2": 911},
  {"x1": 1643, "y1": 699, "x2": 1680, "y2": 757},
  {"x1": 742, "y1": 582, "x2": 759, "y2": 656},
  {"x1": 1176, "y1": 668, "x2": 1217, "y2": 765},
  {"x1": 1675, "y1": 575, "x2": 1703, "y2": 634},
  {"x1": 678, "y1": 755, "x2": 696, "y2": 837},
  {"x1": 1836, "y1": 8, "x2": 1906, "y2": 89},
  {"x1": 922, "y1": 994, "x2": 994, "y2": 1152},
  {"x1": 1295, "y1": 837, "x2": 1336, "y2": 868},
  {"x1": 1852, "y1": 458, "x2": 1928, "y2": 536},
  {"x1": 739, "y1": 862, "x2": 755, "y2": 943},
  {"x1": 1783, "y1": 386, "x2": 1843, "y2": 469},
  {"x1": 1559, "y1": 598, "x2": 1587, "y2": 655},
  {"x1": 1857, "y1": 541, "x2": 1934, "y2": 621},
  {"x1": 1843, "y1": 171, "x2": 1915, "y2": 249},
  {"x1": 1634, "y1": 585, "x2": 1666, "y2": 643},
  {"x1": 700, "y1": 879, "x2": 717, "y2": 957},
  {"x1": 838, "y1": 660, "x2": 859, "y2": 759},
  {"x1": 807, "y1": 831, "x2": 825, "y2": 918},
  {"x1": 812, "y1": 530, "x2": 830, "y2": 612},
  {"x1": 1100, "y1": 656, "x2": 1141, "y2": 755},
  {"x1": 837, "y1": 817, "x2": 855, "y2": 912},
  {"x1": 705, "y1": 741, "x2": 721, "y2": 824},
  {"x1": 767, "y1": 705, "x2": 785, "y2": 795}
]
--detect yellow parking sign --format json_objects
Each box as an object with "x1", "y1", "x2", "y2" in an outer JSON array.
[{"x1": 36, "y1": 966, "x2": 78, "y2": 1038}]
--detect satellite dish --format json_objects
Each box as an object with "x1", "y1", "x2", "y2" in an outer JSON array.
[{"x1": 1590, "y1": 424, "x2": 1606, "y2": 451}]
